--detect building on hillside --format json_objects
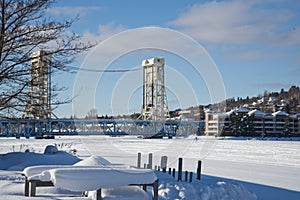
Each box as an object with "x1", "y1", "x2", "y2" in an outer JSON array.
[
  {"x1": 205, "y1": 108, "x2": 299, "y2": 137},
  {"x1": 204, "y1": 110, "x2": 228, "y2": 136},
  {"x1": 296, "y1": 113, "x2": 300, "y2": 134}
]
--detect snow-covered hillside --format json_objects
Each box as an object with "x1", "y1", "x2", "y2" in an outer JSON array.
[{"x1": 0, "y1": 135, "x2": 299, "y2": 199}]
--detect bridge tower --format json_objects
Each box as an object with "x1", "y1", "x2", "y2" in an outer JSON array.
[
  {"x1": 141, "y1": 57, "x2": 169, "y2": 120},
  {"x1": 24, "y1": 50, "x2": 51, "y2": 119}
]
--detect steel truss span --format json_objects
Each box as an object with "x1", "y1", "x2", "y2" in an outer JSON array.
[{"x1": 0, "y1": 119, "x2": 201, "y2": 138}]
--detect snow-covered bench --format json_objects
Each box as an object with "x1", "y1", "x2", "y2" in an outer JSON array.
[
  {"x1": 22, "y1": 164, "x2": 130, "y2": 196},
  {"x1": 22, "y1": 165, "x2": 158, "y2": 200},
  {"x1": 21, "y1": 156, "x2": 114, "y2": 196},
  {"x1": 22, "y1": 165, "x2": 71, "y2": 196}
]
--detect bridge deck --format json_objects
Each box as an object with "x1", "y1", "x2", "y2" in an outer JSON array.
[{"x1": 0, "y1": 119, "x2": 203, "y2": 137}]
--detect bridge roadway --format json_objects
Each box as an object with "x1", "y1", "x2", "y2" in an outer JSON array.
[{"x1": 0, "y1": 119, "x2": 203, "y2": 137}]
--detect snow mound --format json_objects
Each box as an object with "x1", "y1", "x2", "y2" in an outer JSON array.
[
  {"x1": 44, "y1": 145, "x2": 58, "y2": 154},
  {"x1": 156, "y1": 172, "x2": 257, "y2": 200},
  {"x1": 73, "y1": 156, "x2": 111, "y2": 166},
  {"x1": 0, "y1": 151, "x2": 80, "y2": 171},
  {"x1": 101, "y1": 186, "x2": 150, "y2": 200}
]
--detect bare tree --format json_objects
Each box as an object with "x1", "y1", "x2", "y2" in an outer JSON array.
[{"x1": 0, "y1": 0, "x2": 94, "y2": 118}]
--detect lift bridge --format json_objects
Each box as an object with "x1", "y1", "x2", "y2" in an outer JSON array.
[
  {"x1": 1, "y1": 56, "x2": 203, "y2": 138},
  {"x1": 0, "y1": 119, "x2": 202, "y2": 138}
]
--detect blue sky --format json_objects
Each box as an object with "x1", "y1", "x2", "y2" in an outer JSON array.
[{"x1": 47, "y1": 0, "x2": 300, "y2": 117}]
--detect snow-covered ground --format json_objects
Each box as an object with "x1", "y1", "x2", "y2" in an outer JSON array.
[{"x1": 0, "y1": 135, "x2": 299, "y2": 199}]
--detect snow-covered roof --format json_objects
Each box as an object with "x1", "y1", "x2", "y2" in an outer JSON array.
[
  {"x1": 268, "y1": 96, "x2": 277, "y2": 102},
  {"x1": 272, "y1": 111, "x2": 289, "y2": 116},
  {"x1": 237, "y1": 107, "x2": 250, "y2": 113},
  {"x1": 226, "y1": 109, "x2": 236, "y2": 115},
  {"x1": 226, "y1": 107, "x2": 250, "y2": 115},
  {"x1": 204, "y1": 108, "x2": 212, "y2": 113},
  {"x1": 248, "y1": 109, "x2": 266, "y2": 116},
  {"x1": 257, "y1": 98, "x2": 264, "y2": 103}
]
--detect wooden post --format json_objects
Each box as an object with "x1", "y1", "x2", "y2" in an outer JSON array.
[
  {"x1": 158, "y1": 166, "x2": 160, "y2": 171},
  {"x1": 24, "y1": 177, "x2": 29, "y2": 196},
  {"x1": 30, "y1": 181, "x2": 36, "y2": 196},
  {"x1": 196, "y1": 160, "x2": 202, "y2": 180},
  {"x1": 178, "y1": 157, "x2": 183, "y2": 181},
  {"x1": 137, "y1": 152, "x2": 141, "y2": 168},
  {"x1": 155, "y1": 165, "x2": 157, "y2": 170},
  {"x1": 169, "y1": 167, "x2": 171, "y2": 174},
  {"x1": 185, "y1": 171, "x2": 188, "y2": 181},
  {"x1": 148, "y1": 153, "x2": 153, "y2": 169},
  {"x1": 189, "y1": 172, "x2": 193, "y2": 182},
  {"x1": 142, "y1": 185, "x2": 147, "y2": 191},
  {"x1": 160, "y1": 156, "x2": 168, "y2": 172},
  {"x1": 172, "y1": 168, "x2": 175, "y2": 177},
  {"x1": 95, "y1": 189, "x2": 103, "y2": 200},
  {"x1": 152, "y1": 180, "x2": 159, "y2": 200}
]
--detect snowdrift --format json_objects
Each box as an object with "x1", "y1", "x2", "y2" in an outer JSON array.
[{"x1": 0, "y1": 145, "x2": 80, "y2": 171}]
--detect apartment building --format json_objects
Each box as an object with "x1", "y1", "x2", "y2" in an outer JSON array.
[{"x1": 205, "y1": 108, "x2": 299, "y2": 137}]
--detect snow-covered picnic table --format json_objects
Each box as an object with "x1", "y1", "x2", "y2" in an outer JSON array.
[
  {"x1": 22, "y1": 165, "x2": 158, "y2": 200},
  {"x1": 22, "y1": 165, "x2": 72, "y2": 196}
]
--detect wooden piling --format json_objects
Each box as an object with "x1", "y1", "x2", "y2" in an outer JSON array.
[
  {"x1": 178, "y1": 157, "x2": 183, "y2": 181},
  {"x1": 189, "y1": 172, "x2": 193, "y2": 182},
  {"x1": 161, "y1": 156, "x2": 168, "y2": 172},
  {"x1": 96, "y1": 189, "x2": 103, "y2": 200},
  {"x1": 137, "y1": 152, "x2": 141, "y2": 168},
  {"x1": 185, "y1": 171, "x2": 188, "y2": 181},
  {"x1": 196, "y1": 160, "x2": 202, "y2": 180},
  {"x1": 148, "y1": 153, "x2": 153, "y2": 169}
]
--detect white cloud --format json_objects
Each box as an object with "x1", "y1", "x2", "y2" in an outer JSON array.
[
  {"x1": 80, "y1": 25, "x2": 207, "y2": 66},
  {"x1": 47, "y1": 6, "x2": 102, "y2": 18},
  {"x1": 97, "y1": 23, "x2": 127, "y2": 41},
  {"x1": 81, "y1": 23, "x2": 127, "y2": 44},
  {"x1": 73, "y1": 23, "x2": 127, "y2": 64},
  {"x1": 169, "y1": 0, "x2": 299, "y2": 46}
]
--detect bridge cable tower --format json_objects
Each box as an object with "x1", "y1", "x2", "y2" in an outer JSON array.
[
  {"x1": 140, "y1": 57, "x2": 169, "y2": 121},
  {"x1": 24, "y1": 50, "x2": 51, "y2": 119}
]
